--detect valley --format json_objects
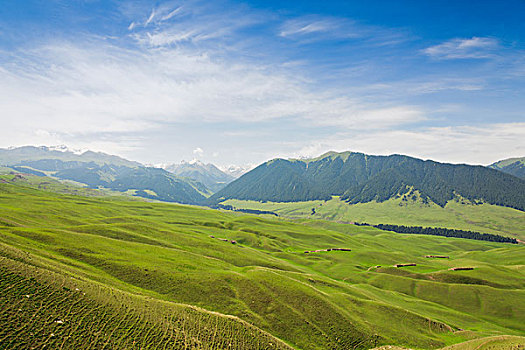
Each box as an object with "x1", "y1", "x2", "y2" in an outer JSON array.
[
  {"x1": 3, "y1": 1, "x2": 525, "y2": 348},
  {"x1": 0, "y1": 173, "x2": 524, "y2": 349},
  {"x1": 221, "y1": 196, "x2": 525, "y2": 240}
]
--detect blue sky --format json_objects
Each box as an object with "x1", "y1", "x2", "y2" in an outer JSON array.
[{"x1": 1, "y1": 0, "x2": 524, "y2": 167}]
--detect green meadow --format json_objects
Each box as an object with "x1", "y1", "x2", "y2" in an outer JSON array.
[
  {"x1": 1, "y1": 174, "x2": 524, "y2": 349},
  {"x1": 222, "y1": 195, "x2": 525, "y2": 240}
]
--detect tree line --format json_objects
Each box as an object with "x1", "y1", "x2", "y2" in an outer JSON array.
[
  {"x1": 211, "y1": 204, "x2": 279, "y2": 216},
  {"x1": 354, "y1": 222, "x2": 518, "y2": 244}
]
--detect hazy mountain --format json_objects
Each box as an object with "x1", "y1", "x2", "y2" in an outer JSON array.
[
  {"x1": 219, "y1": 164, "x2": 254, "y2": 178},
  {"x1": 211, "y1": 151, "x2": 525, "y2": 211},
  {"x1": 163, "y1": 160, "x2": 234, "y2": 193},
  {"x1": 0, "y1": 146, "x2": 141, "y2": 168},
  {"x1": 1, "y1": 146, "x2": 208, "y2": 204},
  {"x1": 489, "y1": 156, "x2": 525, "y2": 179}
]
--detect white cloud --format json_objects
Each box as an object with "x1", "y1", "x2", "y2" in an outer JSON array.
[
  {"x1": 292, "y1": 122, "x2": 525, "y2": 165},
  {"x1": 278, "y1": 15, "x2": 409, "y2": 46},
  {"x1": 139, "y1": 30, "x2": 197, "y2": 46},
  {"x1": 0, "y1": 37, "x2": 423, "y2": 151},
  {"x1": 161, "y1": 6, "x2": 183, "y2": 21},
  {"x1": 1, "y1": 3, "x2": 521, "y2": 166},
  {"x1": 279, "y1": 17, "x2": 350, "y2": 38},
  {"x1": 423, "y1": 37, "x2": 499, "y2": 59},
  {"x1": 193, "y1": 147, "x2": 204, "y2": 156},
  {"x1": 145, "y1": 9, "x2": 156, "y2": 26},
  {"x1": 131, "y1": 2, "x2": 264, "y2": 47}
]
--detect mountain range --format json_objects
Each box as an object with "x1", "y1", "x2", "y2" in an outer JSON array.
[
  {"x1": 162, "y1": 160, "x2": 235, "y2": 192},
  {"x1": 0, "y1": 146, "x2": 208, "y2": 204},
  {"x1": 211, "y1": 151, "x2": 525, "y2": 211},
  {"x1": 2, "y1": 146, "x2": 524, "y2": 212},
  {"x1": 0, "y1": 145, "x2": 140, "y2": 168},
  {"x1": 2, "y1": 145, "x2": 525, "y2": 348}
]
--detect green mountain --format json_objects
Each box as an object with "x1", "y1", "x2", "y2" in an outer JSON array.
[
  {"x1": 164, "y1": 160, "x2": 235, "y2": 193},
  {"x1": 489, "y1": 156, "x2": 525, "y2": 179},
  {"x1": 0, "y1": 146, "x2": 208, "y2": 204},
  {"x1": 1, "y1": 175, "x2": 524, "y2": 349},
  {"x1": 211, "y1": 151, "x2": 525, "y2": 211}
]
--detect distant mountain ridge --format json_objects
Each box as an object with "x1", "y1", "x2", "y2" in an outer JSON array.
[
  {"x1": 489, "y1": 156, "x2": 525, "y2": 179},
  {"x1": 211, "y1": 151, "x2": 525, "y2": 211},
  {"x1": 163, "y1": 160, "x2": 235, "y2": 192},
  {"x1": 0, "y1": 146, "x2": 207, "y2": 204},
  {"x1": 219, "y1": 164, "x2": 254, "y2": 178},
  {"x1": 0, "y1": 146, "x2": 141, "y2": 168}
]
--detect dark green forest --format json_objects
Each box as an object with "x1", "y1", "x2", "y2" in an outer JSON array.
[{"x1": 211, "y1": 152, "x2": 525, "y2": 211}]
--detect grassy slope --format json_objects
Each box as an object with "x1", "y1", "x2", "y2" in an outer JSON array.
[
  {"x1": 222, "y1": 195, "x2": 525, "y2": 240},
  {"x1": 0, "y1": 250, "x2": 291, "y2": 350},
  {"x1": 372, "y1": 335, "x2": 525, "y2": 350},
  {"x1": 490, "y1": 157, "x2": 525, "y2": 168},
  {"x1": 1, "y1": 176, "x2": 524, "y2": 349},
  {"x1": 441, "y1": 335, "x2": 525, "y2": 349}
]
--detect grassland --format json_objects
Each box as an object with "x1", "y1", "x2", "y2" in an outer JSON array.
[
  {"x1": 222, "y1": 195, "x2": 525, "y2": 240},
  {"x1": 1, "y1": 174, "x2": 524, "y2": 349}
]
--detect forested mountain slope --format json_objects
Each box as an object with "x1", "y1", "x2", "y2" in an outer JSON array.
[{"x1": 212, "y1": 151, "x2": 525, "y2": 211}]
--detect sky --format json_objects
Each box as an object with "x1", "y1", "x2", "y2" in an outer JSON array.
[{"x1": 1, "y1": 0, "x2": 524, "y2": 167}]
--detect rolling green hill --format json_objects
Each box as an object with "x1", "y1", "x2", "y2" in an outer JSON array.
[
  {"x1": 221, "y1": 195, "x2": 525, "y2": 241},
  {"x1": 211, "y1": 151, "x2": 525, "y2": 211},
  {"x1": 489, "y1": 156, "x2": 525, "y2": 179},
  {"x1": 1, "y1": 175, "x2": 524, "y2": 349}
]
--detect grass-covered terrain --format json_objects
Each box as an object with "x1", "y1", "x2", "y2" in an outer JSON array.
[
  {"x1": 1, "y1": 174, "x2": 524, "y2": 349},
  {"x1": 222, "y1": 195, "x2": 525, "y2": 240},
  {"x1": 489, "y1": 156, "x2": 525, "y2": 179},
  {"x1": 441, "y1": 335, "x2": 525, "y2": 349}
]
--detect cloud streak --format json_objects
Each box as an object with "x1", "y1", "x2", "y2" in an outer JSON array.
[
  {"x1": 423, "y1": 37, "x2": 499, "y2": 59},
  {"x1": 278, "y1": 15, "x2": 409, "y2": 46},
  {"x1": 292, "y1": 122, "x2": 525, "y2": 165}
]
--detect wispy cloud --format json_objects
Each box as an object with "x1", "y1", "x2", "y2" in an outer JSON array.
[
  {"x1": 423, "y1": 37, "x2": 499, "y2": 59},
  {"x1": 193, "y1": 147, "x2": 204, "y2": 156},
  {"x1": 161, "y1": 6, "x2": 183, "y2": 21},
  {"x1": 279, "y1": 17, "x2": 354, "y2": 38},
  {"x1": 278, "y1": 15, "x2": 409, "y2": 46},
  {"x1": 145, "y1": 9, "x2": 156, "y2": 26},
  {"x1": 0, "y1": 36, "x2": 422, "y2": 154},
  {"x1": 1, "y1": 1, "x2": 522, "y2": 165},
  {"x1": 292, "y1": 122, "x2": 525, "y2": 165},
  {"x1": 130, "y1": 3, "x2": 262, "y2": 47}
]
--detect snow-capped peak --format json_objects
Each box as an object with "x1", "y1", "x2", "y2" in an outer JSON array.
[{"x1": 219, "y1": 164, "x2": 255, "y2": 178}]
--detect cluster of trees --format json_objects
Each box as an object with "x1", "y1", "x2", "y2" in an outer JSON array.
[
  {"x1": 354, "y1": 222, "x2": 518, "y2": 244},
  {"x1": 211, "y1": 204, "x2": 278, "y2": 216}
]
